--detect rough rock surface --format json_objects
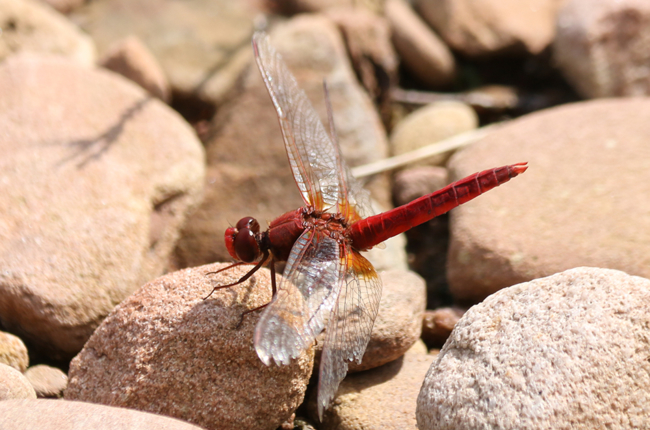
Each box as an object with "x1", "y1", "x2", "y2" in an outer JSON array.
[
  {"x1": 447, "y1": 98, "x2": 650, "y2": 303},
  {"x1": 0, "y1": 0, "x2": 95, "y2": 65},
  {"x1": 66, "y1": 263, "x2": 313, "y2": 430},
  {"x1": 415, "y1": 0, "x2": 564, "y2": 57},
  {"x1": 386, "y1": 0, "x2": 456, "y2": 88},
  {"x1": 316, "y1": 343, "x2": 437, "y2": 429},
  {"x1": 554, "y1": 0, "x2": 650, "y2": 98},
  {"x1": 0, "y1": 399, "x2": 205, "y2": 430},
  {"x1": 173, "y1": 15, "x2": 390, "y2": 268},
  {"x1": 417, "y1": 267, "x2": 650, "y2": 429},
  {"x1": 0, "y1": 363, "x2": 36, "y2": 400},
  {"x1": 100, "y1": 35, "x2": 171, "y2": 102},
  {"x1": 24, "y1": 365, "x2": 68, "y2": 398},
  {"x1": 0, "y1": 55, "x2": 205, "y2": 359},
  {"x1": 0, "y1": 331, "x2": 29, "y2": 372},
  {"x1": 70, "y1": 0, "x2": 255, "y2": 106}
]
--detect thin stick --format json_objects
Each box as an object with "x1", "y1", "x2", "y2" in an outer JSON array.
[{"x1": 350, "y1": 123, "x2": 503, "y2": 178}]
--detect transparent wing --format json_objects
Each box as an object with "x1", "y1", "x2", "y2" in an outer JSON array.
[
  {"x1": 321, "y1": 80, "x2": 373, "y2": 223},
  {"x1": 253, "y1": 31, "x2": 372, "y2": 219},
  {"x1": 254, "y1": 229, "x2": 345, "y2": 365},
  {"x1": 316, "y1": 250, "x2": 382, "y2": 420}
]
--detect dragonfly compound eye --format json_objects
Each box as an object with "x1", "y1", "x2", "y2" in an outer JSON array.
[
  {"x1": 236, "y1": 216, "x2": 260, "y2": 233},
  {"x1": 234, "y1": 228, "x2": 260, "y2": 263}
]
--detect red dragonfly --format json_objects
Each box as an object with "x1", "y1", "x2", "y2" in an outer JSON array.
[{"x1": 207, "y1": 32, "x2": 527, "y2": 419}]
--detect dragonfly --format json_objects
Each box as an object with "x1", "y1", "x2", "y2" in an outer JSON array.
[{"x1": 206, "y1": 31, "x2": 528, "y2": 420}]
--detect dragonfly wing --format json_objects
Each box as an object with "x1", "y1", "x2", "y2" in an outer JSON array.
[
  {"x1": 253, "y1": 31, "x2": 342, "y2": 212},
  {"x1": 321, "y1": 81, "x2": 373, "y2": 223},
  {"x1": 317, "y1": 249, "x2": 382, "y2": 420},
  {"x1": 254, "y1": 229, "x2": 344, "y2": 365}
]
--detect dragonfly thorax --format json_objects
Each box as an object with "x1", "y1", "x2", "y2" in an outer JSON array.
[{"x1": 224, "y1": 216, "x2": 262, "y2": 263}]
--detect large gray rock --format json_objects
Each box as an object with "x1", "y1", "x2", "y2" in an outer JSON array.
[
  {"x1": 0, "y1": 55, "x2": 205, "y2": 359},
  {"x1": 173, "y1": 15, "x2": 390, "y2": 268},
  {"x1": 0, "y1": 0, "x2": 96, "y2": 65},
  {"x1": 447, "y1": 98, "x2": 650, "y2": 303},
  {"x1": 66, "y1": 263, "x2": 313, "y2": 430},
  {"x1": 417, "y1": 267, "x2": 650, "y2": 429},
  {"x1": 554, "y1": 0, "x2": 650, "y2": 98},
  {"x1": 0, "y1": 399, "x2": 205, "y2": 430}
]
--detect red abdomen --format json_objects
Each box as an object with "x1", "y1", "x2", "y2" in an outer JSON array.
[{"x1": 348, "y1": 163, "x2": 528, "y2": 251}]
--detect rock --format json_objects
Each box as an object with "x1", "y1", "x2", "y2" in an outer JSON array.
[
  {"x1": 326, "y1": 7, "x2": 397, "y2": 121},
  {"x1": 446, "y1": 98, "x2": 650, "y2": 303},
  {"x1": 38, "y1": 0, "x2": 86, "y2": 14},
  {"x1": 392, "y1": 166, "x2": 448, "y2": 207},
  {"x1": 554, "y1": 0, "x2": 650, "y2": 98},
  {"x1": 24, "y1": 365, "x2": 68, "y2": 398},
  {"x1": 0, "y1": 331, "x2": 29, "y2": 372},
  {"x1": 0, "y1": 55, "x2": 205, "y2": 360},
  {"x1": 274, "y1": 0, "x2": 384, "y2": 14},
  {"x1": 363, "y1": 230, "x2": 408, "y2": 273},
  {"x1": 295, "y1": 268, "x2": 424, "y2": 380},
  {"x1": 315, "y1": 342, "x2": 437, "y2": 429},
  {"x1": 389, "y1": 101, "x2": 478, "y2": 166},
  {"x1": 407, "y1": 338, "x2": 429, "y2": 355},
  {"x1": 386, "y1": 0, "x2": 456, "y2": 88},
  {"x1": 348, "y1": 269, "x2": 426, "y2": 372},
  {"x1": 70, "y1": 0, "x2": 255, "y2": 107},
  {"x1": 0, "y1": 399, "x2": 205, "y2": 429},
  {"x1": 66, "y1": 263, "x2": 313, "y2": 430},
  {"x1": 0, "y1": 0, "x2": 95, "y2": 66},
  {"x1": 173, "y1": 15, "x2": 389, "y2": 268},
  {"x1": 420, "y1": 307, "x2": 464, "y2": 349},
  {"x1": 417, "y1": 267, "x2": 650, "y2": 429},
  {"x1": 100, "y1": 35, "x2": 171, "y2": 102},
  {"x1": 414, "y1": 0, "x2": 564, "y2": 57},
  {"x1": 0, "y1": 363, "x2": 36, "y2": 400}
]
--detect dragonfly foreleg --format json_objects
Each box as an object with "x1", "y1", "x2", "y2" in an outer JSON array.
[
  {"x1": 235, "y1": 257, "x2": 278, "y2": 328},
  {"x1": 203, "y1": 251, "x2": 270, "y2": 300}
]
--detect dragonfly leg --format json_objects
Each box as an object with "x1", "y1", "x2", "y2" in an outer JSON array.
[
  {"x1": 203, "y1": 251, "x2": 270, "y2": 300},
  {"x1": 235, "y1": 257, "x2": 278, "y2": 328}
]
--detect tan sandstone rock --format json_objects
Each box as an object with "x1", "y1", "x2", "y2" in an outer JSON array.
[
  {"x1": 0, "y1": 0, "x2": 95, "y2": 65},
  {"x1": 415, "y1": 0, "x2": 564, "y2": 57},
  {"x1": 0, "y1": 331, "x2": 29, "y2": 372},
  {"x1": 66, "y1": 263, "x2": 313, "y2": 430},
  {"x1": 554, "y1": 0, "x2": 650, "y2": 98},
  {"x1": 0, "y1": 399, "x2": 205, "y2": 430},
  {"x1": 0, "y1": 55, "x2": 205, "y2": 359},
  {"x1": 0, "y1": 363, "x2": 36, "y2": 400},
  {"x1": 446, "y1": 98, "x2": 650, "y2": 303}
]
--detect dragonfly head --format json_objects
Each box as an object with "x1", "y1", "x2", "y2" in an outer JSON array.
[{"x1": 225, "y1": 217, "x2": 261, "y2": 263}]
